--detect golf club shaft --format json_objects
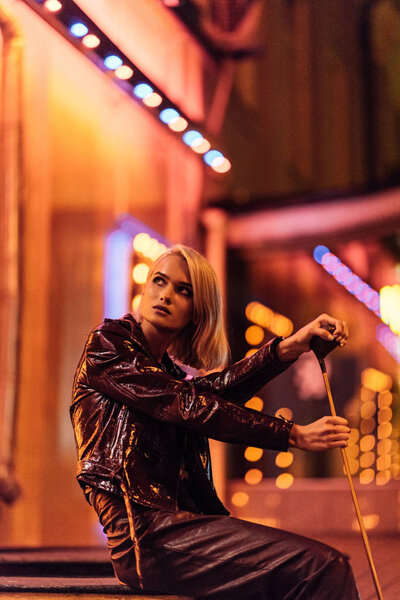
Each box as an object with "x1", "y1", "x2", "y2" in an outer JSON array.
[{"x1": 321, "y1": 370, "x2": 384, "y2": 600}]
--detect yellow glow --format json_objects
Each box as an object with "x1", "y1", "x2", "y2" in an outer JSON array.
[
  {"x1": 147, "y1": 239, "x2": 162, "y2": 260},
  {"x1": 45, "y1": 0, "x2": 62, "y2": 11},
  {"x1": 245, "y1": 325, "x2": 264, "y2": 346},
  {"x1": 244, "y1": 469, "x2": 263, "y2": 485},
  {"x1": 360, "y1": 418, "x2": 376, "y2": 435},
  {"x1": 212, "y1": 158, "x2": 232, "y2": 174},
  {"x1": 131, "y1": 294, "x2": 142, "y2": 312},
  {"x1": 380, "y1": 284, "x2": 400, "y2": 334},
  {"x1": 275, "y1": 473, "x2": 294, "y2": 489},
  {"x1": 360, "y1": 387, "x2": 376, "y2": 402},
  {"x1": 133, "y1": 232, "x2": 151, "y2": 254},
  {"x1": 376, "y1": 470, "x2": 391, "y2": 485},
  {"x1": 360, "y1": 401, "x2": 376, "y2": 419},
  {"x1": 348, "y1": 458, "x2": 359, "y2": 475},
  {"x1": 347, "y1": 444, "x2": 359, "y2": 459},
  {"x1": 378, "y1": 391, "x2": 392, "y2": 408},
  {"x1": 360, "y1": 452, "x2": 375, "y2": 469},
  {"x1": 168, "y1": 117, "x2": 188, "y2": 132},
  {"x1": 275, "y1": 407, "x2": 293, "y2": 421},
  {"x1": 378, "y1": 407, "x2": 393, "y2": 424},
  {"x1": 115, "y1": 65, "x2": 134, "y2": 80},
  {"x1": 275, "y1": 452, "x2": 294, "y2": 468},
  {"x1": 132, "y1": 263, "x2": 149, "y2": 284},
  {"x1": 376, "y1": 455, "x2": 391, "y2": 471},
  {"x1": 245, "y1": 349, "x2": 258, "y2": 358},
  {"x1": 82, "y1": 34, "x2": 100, "y2": 49},
  {"x1": 244, "y1": 447, "x2": 263, "y2": 462},
  {"x1": 360, "y1": 435, "x2": 376, "y2": 453},
  {"x1": 245, "y1": 396, "x2": 263, "y2": 411},
  {"x1": 143, "y1": 93, "x2": 163, "y2": 107},
  {"x1": 361, "y1": 368, "x2": 392, "y2": 393},
  {"x1": 191, "y1": 139, "x2": 211, "y2": 154},
  {"x1": 352, "y1": 513, "x2": 379, "y2": 530},
  {"x1": 377, "y1": 422, "x2": 392, "y2": 439},
  {"x1": 244, "y1": 301, "x2": 292, "y2": 336},
  {"x1": 231, "y1": 492, "x2": 249, "y2": 507},
  {"x1": 359, "y1": 468, "x2": 375, "y2": 485},
  {"x1": 348, "y1": 428, "x2": 360, "y2": 445},
  {"x1": 377, "y1": 439, "x2": 392, "y2": 455}
]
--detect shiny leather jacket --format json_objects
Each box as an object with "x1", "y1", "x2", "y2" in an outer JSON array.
[{"x1": 71, "y1": 314, "x2": 293, "y2": 515}]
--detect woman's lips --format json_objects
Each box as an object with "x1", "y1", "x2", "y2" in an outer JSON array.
[{"x1": 153, "y1": 305, "x2": 171, "y2": 315}]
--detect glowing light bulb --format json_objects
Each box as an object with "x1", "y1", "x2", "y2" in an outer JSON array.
[
  {"x1": 275, "y1": 473, "x2": 294, "y2": 489},
  {"x1": 183, "y1": 130, "x2": 202, "y2": 146},
  {"x1": 115, "y1": 65, "x2": 133, "y2": 80},
  {"x1": 231, "y1": 492, "x2": 249, "y2": 507},
  {"x1": 45, "y1": 0, "x2": 62, "y2": 11},
  {"x1": 104, "y1": 55, "x2": 123, "y2": 70},
  {"x1": 70, "y1": 23, "x2": 88, "y2": 37},
  {"x1": 134, "y1": 83, "x2": 153, "y2": 99},
  {"x1": 159, "y1": 108, "x2": 180, "y2": 124},
  {"x1": 132, "y1": 263, "x2": 149, "y2": 284},
  {"x1": 143, "y1": 93, "x2": 162, "y2": 107},
  {"x1": 212, "y1": 157, "x2": 232, "y2": 173},
  {"x1": 244, "y1": 447, "x2": 263, "y2": 462},
  {"x1": 168, "y1": 117, "x2": 188, "y2": 132},
  {"x1": 82, "y1": 34, "x2": 100, "y2": 49},
  {"x1": 204, "y1": 150, "x2": 224, "y2": 167}
]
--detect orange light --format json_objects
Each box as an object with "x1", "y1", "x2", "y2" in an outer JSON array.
[
  {"x1": 361, "y1": 368, "x2": 392, "y2": 392},
  {"x1": 360, "y1": 401, "x2": 376, "y2": 419},
  {"x1": 191, "y1": 138, "x2": 211, "y2": 154},
  {"x1": 143, "y1": 93, "x2": 162, "y2": 107},
  {"x1": 359, "y1": 468, "x2": 375, "y2": 485},
  {"x1": 131, "y1": 294, "x2": 142, "y2": 312},
  {"x1": 244, "y1": 447, "x2": 263, "y2": 462},
  {"x1": 378, "y1": 407, "x2": 392, "y2": 424},
  {"x1": 360, "y1": 387, "x2": 376, "y2": 402},
  {"x1": 275, "y1": 452, "x2": 294, "y2": 468},
  {"x1": 347, "y1": 444, "x2": 359, "y2": 459},
  {"x1": 45, "y1": 0, "x2": 62, "y2": 11},
  {"x1": 376, "y1": 470, "x2": 391, "y2": 485},
  {"x1": 377, "y1": 422, "x2": 392, "y2": 439},
  {"x1": 360, "y1": 418, "x2": 376, "y2": 435},
  {"x1": 360, "y1": 435, "x2": 376, "y2": 452},
  {"x1": 378, "y1": 391, "x2": 392, "y2": 408},
  {"x1": 275, "y1": 407, "x2": 293, "y2": 421},
  {"x1": 348, "y1": 428, "x2": 360, "y2": 445},
  {"x1": 212, "y1": 158, "x2": 232, "y2": 174},
  {"x1": 245, "y1": 349, "x2": 258, "y2": 358},
  {"x1": 245, "y1": 325, "x2": 264, "y2": 346},
  {"x1": 168, "y1": 117, "x2": 188, "y2": 132},
  {"x1": 115, "y1": 65, "x2": 134, "y2": 80},
  {"x1": 376, "y1": 455, "x2": 391, "y2": 471},
  {"x1": 359, "y1": 452, "x2": 375, "y2": 469},
  {"x1": 245, "y1": 396, "x2": 263, "y2": 411},
  {"x1": 244, "y1": 468, "x2": 263, "y2": 485},
  {"x1": 82, "y1": 34, "x2": 100, "y2": 49},
  {"x1": 377, "y1": 439, "x2": 392, "y2": 455},
  {"x1": 275, "y1": 473, "x2": 294, "y2": 489},
  {"x1": 132, "y1": 263, "x2": 149, "y2": 284},
  {"x1": 347, "y1": 458, "x2": 360, "y2": 475},
  {"x1": 133, "y1": 232, "x2": 151, "y2": 254},
  {"x1": 352, "y1": 513, "x2": 379, "y2": 530},
  {"x1": 231, "y1": 492, "x2": 249, "y2": 507}
]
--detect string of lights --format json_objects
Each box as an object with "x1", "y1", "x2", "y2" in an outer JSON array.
[{"x1": 23, "y1": 0, "x2": 231, "y2": 173}]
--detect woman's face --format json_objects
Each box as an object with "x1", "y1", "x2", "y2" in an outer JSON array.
[{"x1": 140, "y1": 254, "x2": 194, "y2": 335}]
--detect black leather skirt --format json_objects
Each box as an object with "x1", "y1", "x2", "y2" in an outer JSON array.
[{"x1": 89, "y1": 488, "x2": 359, "y2": 600}]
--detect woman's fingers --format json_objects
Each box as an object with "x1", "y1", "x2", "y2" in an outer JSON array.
[{"x1": 289, "y1": 416, "x2": 351, "y2": 451}]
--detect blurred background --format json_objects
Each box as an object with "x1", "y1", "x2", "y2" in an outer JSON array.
[{"x1": 0, "y1": 0, "x2": 399, "y2": 568}]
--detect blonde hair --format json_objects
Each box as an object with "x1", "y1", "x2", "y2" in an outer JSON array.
[{"x1": 146, "y1": 245, "x2": 230, "y2": 371}]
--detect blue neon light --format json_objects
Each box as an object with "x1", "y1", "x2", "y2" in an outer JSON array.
[
  {"x1": 70, "y1": 23, "x2": 89, "y2": 37},
  {"x1": 104, "y1": 55, "x2": 123, "y2": 70},
  {"x1": 159, "y1": 108, "x2": 180, "y2": 124},
  {"x1": 183, "y1": 130, "x2": 202, "y2": 146},
  {"x1": 204, "y1": 150, "x2": 223, "y2": 166},
  {"x1": 134, "y1": 83, "x2": 153, "y2": 99}
]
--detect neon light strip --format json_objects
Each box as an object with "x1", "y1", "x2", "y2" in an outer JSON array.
[
  {"x1": 23, "y1": 0, "x2": 231, "y2": 173},
  {"x1": 103, "y1": 215, "x2": 170, "y2": 318},
  {"x1": 313, "y1": 245, "x2": 400, "y2": 364}
]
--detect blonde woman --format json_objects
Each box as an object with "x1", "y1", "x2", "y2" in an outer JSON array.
[{"x1": 71, "y1": 245, "x2": 359, "y2": 599}]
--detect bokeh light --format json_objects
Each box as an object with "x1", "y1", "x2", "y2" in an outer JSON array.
[
  {"x1": 275, "y1": 473, "x2": 294, "y2": 489},
  {"x1": 244, "y1": 447, "x2": 263, "y2": 462},
  {"x1": 231, "y1": 492, "x2": 249, "y2": 507},
  {"x1": 244, "y1": 469, "x2": 263, "y2": 485},
  {"x1": 132, "y1": 263, "x2": 149, "y2": 284},
  {"x1": 245, "y1": 396, "x2": 263, "y2": 411}
]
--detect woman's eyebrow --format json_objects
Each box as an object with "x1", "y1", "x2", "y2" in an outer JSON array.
[{"x1": 154, "y1": 271, "x2": 192, "y2": 288}]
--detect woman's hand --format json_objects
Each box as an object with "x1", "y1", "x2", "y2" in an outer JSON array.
[
  {"x1": 289, "y1": 416, "x2": 351, "y2": 451},
  {"x1": 276, "y1": 313, "x2": 349, "y2": 362}
]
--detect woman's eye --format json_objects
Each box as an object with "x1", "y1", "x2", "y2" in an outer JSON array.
[
  {"x1": 179, "y1": 286, "x2": 192, "y2": 297},
  {"x1": 153, "y1": 276, "x2": 165, "y2": 285}
]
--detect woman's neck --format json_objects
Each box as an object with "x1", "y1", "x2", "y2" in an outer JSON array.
[{"x1": 140, "y1": 320, "x2": 175, "y2": 363}]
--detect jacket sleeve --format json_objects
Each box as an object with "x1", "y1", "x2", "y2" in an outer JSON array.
[
  {"x1": 193, "y1": 339, "x2": 295, "y2": 405},
  {"x1": 82, "y1": 322, "x2": 292, "y2": 451}
]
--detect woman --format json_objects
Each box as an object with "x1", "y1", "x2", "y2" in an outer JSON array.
[{"x1": 71, "y1": 245, "x2": 359, "y2": 599}]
